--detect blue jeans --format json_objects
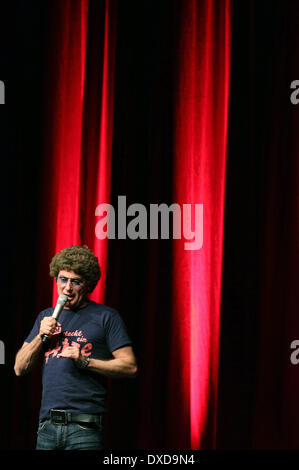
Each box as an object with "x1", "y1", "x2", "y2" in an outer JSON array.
[{"x1": 36, "y1": 420, "x2": 104, "y2": 450}]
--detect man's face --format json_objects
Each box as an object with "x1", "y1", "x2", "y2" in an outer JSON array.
[{"x1": 56, "y1": 270, "x2": 89, "y2": 310}]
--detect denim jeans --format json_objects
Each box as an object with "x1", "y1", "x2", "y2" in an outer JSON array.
[{"x1": 36, "y1": 420, "x2": 104, "y2": 450}]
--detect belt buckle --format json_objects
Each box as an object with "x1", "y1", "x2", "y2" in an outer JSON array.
[{"x1": 50, "y1": 409, "x2": 68, "y2": 425}]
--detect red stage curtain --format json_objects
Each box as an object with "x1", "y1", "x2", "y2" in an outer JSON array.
[
  {"x1": 8, "y1": 0, "x2": 299, "y2": 452},
  {"x1": 171, "y1": 0, "x2": 232, "y2": 449},
  {"x1": 32, "y1": 0, "x2": 231, "y2": 450},
  {"x1": 37, "y1": 0, "x2": 116, "y2": 306}
]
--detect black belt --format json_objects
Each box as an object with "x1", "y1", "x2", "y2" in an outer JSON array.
[{"x1": 50, "y1": 409, "x2": 103, "y2": 425}]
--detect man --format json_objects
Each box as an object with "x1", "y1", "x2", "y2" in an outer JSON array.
[{"x1": 14, "y1": 245, "x2": 137, "y2": 450}]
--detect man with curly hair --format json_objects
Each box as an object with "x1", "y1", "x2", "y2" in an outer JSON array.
[{"x1": 14, "y1": 245, "x2": 137, "y2": 450}]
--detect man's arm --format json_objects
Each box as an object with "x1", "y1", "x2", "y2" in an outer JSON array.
[
  {"x1": 14, "y1": 317, "x2": 61, "y2": 376},
  {"x1": 14, "y1": 336, "x2": 43, "y2": 376},
  {"x1": 59, "y1": 345, "x2": 138, "y2": 378}
]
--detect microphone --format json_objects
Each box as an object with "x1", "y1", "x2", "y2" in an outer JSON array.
[{"x1": 42, "y1": 294, "x2": 68, "y2": 346}]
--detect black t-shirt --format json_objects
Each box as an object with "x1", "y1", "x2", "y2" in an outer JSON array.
[{"x1": 25, "y1": 301, "x2": 132, "y2": 422}]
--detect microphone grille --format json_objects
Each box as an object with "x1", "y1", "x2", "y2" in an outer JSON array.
[{"x1": 58, "y1": 294, "x2": 68, "y2": 304}]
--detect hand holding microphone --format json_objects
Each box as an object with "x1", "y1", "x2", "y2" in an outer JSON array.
[
  {"x1": 40, "y1": 294, "x2": 68, "y2": 347},
  {"x1": 40, "y1": 317, "x2": 61, "y2": 338}
]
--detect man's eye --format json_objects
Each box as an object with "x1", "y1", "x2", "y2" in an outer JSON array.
[{"x1": 72, "y1": 280, "x2": 81, "y2": 286}]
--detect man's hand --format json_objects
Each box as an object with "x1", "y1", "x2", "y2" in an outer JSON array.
[
  {"x1": 58, "y1": 345, "x2": 138, "y2": 378},
  {"x1": 39, "y1": 317, "x2": 61, "y2": 338},
  {"x1": 58, "y1": 346, "x2": 85, "y2": 367}
]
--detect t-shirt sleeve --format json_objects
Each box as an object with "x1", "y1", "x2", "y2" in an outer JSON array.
[
  {"x1": 24, "y1": 309, "x2": 52, "y2": 343},
  {"x1": 24, "y1": 315, "x2": 41, "y2": 343},
  {"x1": 104, "y1": 310, "x2": 132, "y2": 353}
]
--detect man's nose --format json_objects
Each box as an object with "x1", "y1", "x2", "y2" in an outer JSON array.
[{"x1": 64, "y1": 279, "x2": 73, "y2": 291}]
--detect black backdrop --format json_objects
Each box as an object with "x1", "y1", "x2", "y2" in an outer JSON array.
[{"x1": 1, "y1": 0, "x2": 299, "y2": 452}]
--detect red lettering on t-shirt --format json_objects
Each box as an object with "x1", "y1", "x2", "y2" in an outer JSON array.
[
  {"x1": 44, "y1": 338, "x2": 93, "y2": 363},
  {"x1": 64, "y1": 330, "x2": 83, "y2": 337},
  {"x1": 81, "y1": 343, "x2": 92, "y2": 356},
  {"x1": 44, "y1": 349, "x2": 51, "y2": 364},
  {"x1": 77, "y1": 336, "x2": 87, "y2": 343},
  {"x1": 59, "y1": 337, "x2": 70, "y2": 355},
  {"x1": 44, "y1": 340, "x2": 61, "y2": 364}
]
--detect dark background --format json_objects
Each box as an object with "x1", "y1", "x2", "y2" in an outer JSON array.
[{"x1": 1, "y1": 0, "x2": 299, "y2": 451}]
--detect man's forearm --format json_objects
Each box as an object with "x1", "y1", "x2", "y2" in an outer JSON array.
[
  {"x1": 86, "y1": 357, "x2": 137, "y2": 378},
  {"x1": 14, "y1": 334, "x2": 43, "y2": 376}
]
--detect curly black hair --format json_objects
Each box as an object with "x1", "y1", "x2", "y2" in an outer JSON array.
[{"x1": 49, "y1": 245, "x2": 101, "y2": 292}]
